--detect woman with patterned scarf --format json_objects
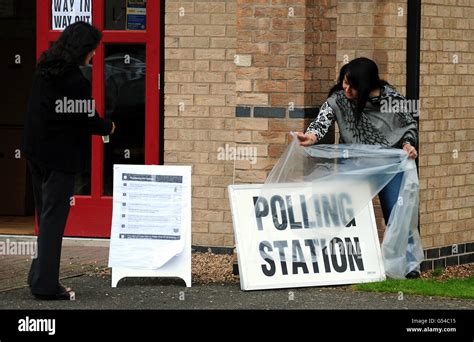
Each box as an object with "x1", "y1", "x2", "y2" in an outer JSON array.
[{"x1": 296, "y1": 57, "x2": 420, "y2": 279}]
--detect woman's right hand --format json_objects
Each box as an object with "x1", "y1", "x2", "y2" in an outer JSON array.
[
  {"x1": 296, "y1": 132, "x2": 317, "y2": 146},
  {"x1": 110, "y1": 122, "x2": 116, "y2": 135}
]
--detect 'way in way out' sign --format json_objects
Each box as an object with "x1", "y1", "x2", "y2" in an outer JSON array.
[
  {"x1": 228, "y1": 183, "x2": 385, "y2": 291},
  {"x1": 52, "y1": 0, "x2": 92, "y2": 30}
]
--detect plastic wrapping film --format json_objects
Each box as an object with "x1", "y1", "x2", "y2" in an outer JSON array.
[{"x1": 255, "y1": 132, "x2": 423, "y2": 279}]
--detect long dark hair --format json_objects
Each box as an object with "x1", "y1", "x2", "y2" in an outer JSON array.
[
  {"x1": 328, "y1": 63, "x2": 348, "y2": 97},
  {"x1": 344, "y1": 57, "x2": 387, "y2": 120},
  {"x1": 38, "y1": 21, "x2": 102, "y2": 79}
]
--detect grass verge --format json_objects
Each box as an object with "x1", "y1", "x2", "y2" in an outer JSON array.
[{"x1": 354, "y1": 276, "x2": 474, "y2": 299}]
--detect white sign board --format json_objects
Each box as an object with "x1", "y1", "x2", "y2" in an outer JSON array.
[
  {"x1": 52, "y1": 0, "x2": 92, "y2": 30},
  {"x1": 228, "y1": 183, "x2": 385, "y2": 291},
  {"x1": 109, "y1": 165, "x2": 192, "y2": 287}
]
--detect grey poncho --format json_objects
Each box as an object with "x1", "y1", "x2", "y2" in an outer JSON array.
[{"x1": 306, "y1": 85, "x2": 418, "y2": 148}]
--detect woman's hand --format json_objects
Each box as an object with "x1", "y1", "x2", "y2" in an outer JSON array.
[
  {"x1": 296, "y1": 132, "x2": 317, "y2": 146},
  {"x1": 110, "y1": 122, "x2": 116, "y2": 135},
  {"x1": 403, "y1": 142, "x2": 418, "y2": 159}
]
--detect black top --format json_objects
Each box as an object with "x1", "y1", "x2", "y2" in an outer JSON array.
[{"x1": 22, "y1": 66, "x2": 113, "y2": 173}]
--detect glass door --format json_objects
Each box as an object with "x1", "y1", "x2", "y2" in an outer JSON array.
[{"x1": 36, "y1": 0, "x2": 161, "y2": 237}]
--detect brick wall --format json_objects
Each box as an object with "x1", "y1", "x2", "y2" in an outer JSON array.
[
  {"x1": 236, "y1": 0, "x2": 337, "y2": 108},
  {"x1": 164, "y1": 1, "x2": 237, "y2": 247},
  {"x1": 418, "y1": 0, "x2": 474, "y2": 252},
  {"x1": 336, "y1": 0, "x2": 407, "y2": 91},
  {"x1": 234, "y1": 0, "x2": 337, "y2": 185},
  {"x1": 163, "y1": 0, "x2": 474, "y2": 253},
  {"x1": 164, "y1": 0, "x2": 338, "y2": 247}
]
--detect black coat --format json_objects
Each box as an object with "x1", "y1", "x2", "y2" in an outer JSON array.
[{"x1": 22, "y1": 67, "x2": 113, "y2": 173}]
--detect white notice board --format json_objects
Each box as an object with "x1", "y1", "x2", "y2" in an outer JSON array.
[
  {"x1": 52, "y1": 0, "x2": 92, "y2": 30},
  {"x1": 109, "y1": 165, "x2": 192, "y2": 287},
  {"x1": 228, "y1": 183, "x2": 385, "y2": 291}
]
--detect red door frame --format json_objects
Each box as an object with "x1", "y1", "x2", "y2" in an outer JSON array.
[{"x1": 36, "y1": 0, "x2": 161, "y2": 237}]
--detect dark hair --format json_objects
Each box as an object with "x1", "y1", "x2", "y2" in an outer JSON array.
[
  {"x1": 38, "y1": 22, "x2": 102, "y2": 79},
  {"x1": 328, "y1": 63, "x2": 348, "y2": 97},
  {"x1": 344, "y1": 57, "x2": 387, "y2": 121}
]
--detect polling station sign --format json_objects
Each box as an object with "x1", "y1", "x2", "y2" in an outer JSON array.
[
  {"x1": 52, "y1": 0, "x2": 92, "y2": 30},
  {"x1": 228, "y1": 183, "x2": 385, "y2": 290}
]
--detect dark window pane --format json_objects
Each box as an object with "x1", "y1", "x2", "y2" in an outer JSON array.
[
  {"x1": 103, "y1": 44, "x2": 146, "y2": 195},
  {"x1": 74, "y1": 65, "x2": 93, "y2": 195}
]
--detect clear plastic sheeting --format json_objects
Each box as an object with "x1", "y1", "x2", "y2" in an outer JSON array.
[{"x1": 256, "y1": 133, "x2": 423, "y2": 279}]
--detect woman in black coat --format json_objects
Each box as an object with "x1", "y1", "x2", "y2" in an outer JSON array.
[{"x1": 22, "y1": 22, "x2": 115, "y2": 300}]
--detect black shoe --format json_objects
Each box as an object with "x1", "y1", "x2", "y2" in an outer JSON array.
[
  {"x1": 32, "y1": 285, "x2": 74, "y2": 301},
  {"x1": 405, "y1": 271, "x2": 420, "y2": 279}
]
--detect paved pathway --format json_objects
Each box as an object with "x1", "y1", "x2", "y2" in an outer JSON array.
[
  {"x1": 0, "y1": 236, "x2": 473, "y2": 310},
  {"x1": 0, "y1": 236, "x2": 108, "y2": 292}
]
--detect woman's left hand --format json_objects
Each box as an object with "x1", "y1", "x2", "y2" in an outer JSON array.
[{"x1": 403, "y1": 142, "x2": 418, "y2": 159}]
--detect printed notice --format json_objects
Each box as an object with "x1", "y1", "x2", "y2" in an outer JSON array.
[
  {"x1": 118, "y1": 173, "x2": 183, "y2": 240},
  {"x1": 52, "y1": 0, "x2": 92, "y2": 30},
  {"x1": 109, "y1": 165, "x2": 192, "y2": 269},
  {"x1": 127, "y1": 0, "x2": 146, "y2": 30}
]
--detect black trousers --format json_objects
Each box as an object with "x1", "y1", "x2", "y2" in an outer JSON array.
[{"x1": 27, "y1": 160, "x2": 75, "y2": 295}]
